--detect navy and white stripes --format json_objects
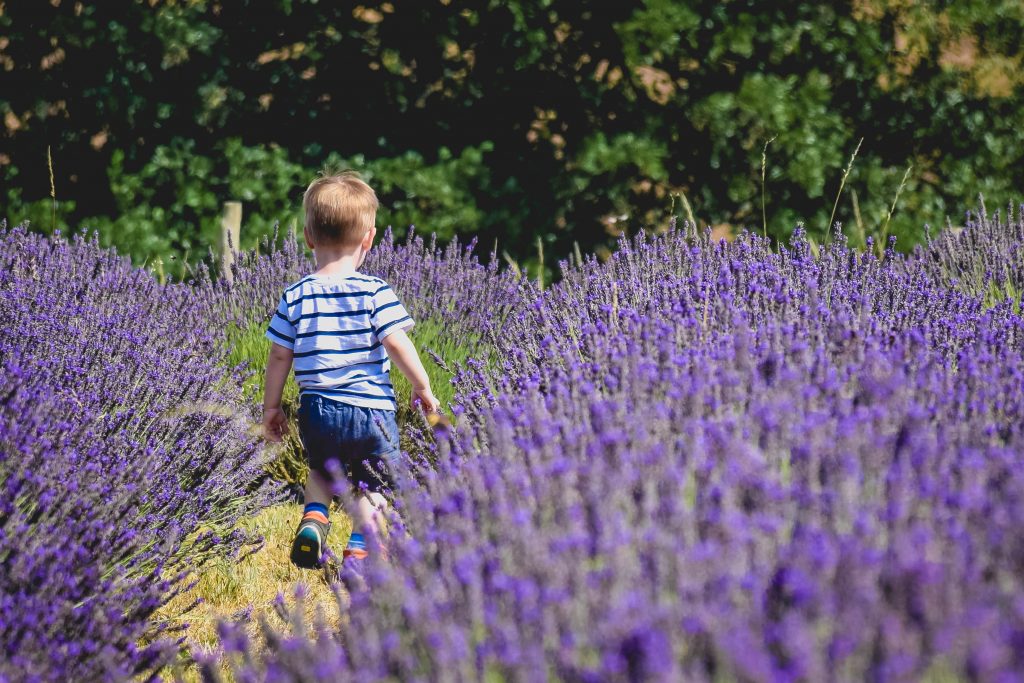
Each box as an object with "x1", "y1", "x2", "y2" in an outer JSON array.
[{"x1": 266, "y1": 273, "x2": 414, "y2": 410}]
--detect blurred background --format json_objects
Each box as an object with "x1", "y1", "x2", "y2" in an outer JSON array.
[{"x1": 2, "y1": 1, "x2": 1023, "y2": 277}]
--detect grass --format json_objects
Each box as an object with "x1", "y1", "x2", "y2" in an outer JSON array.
[
  {"x1": 226, "y1": 314, "x2": 483, "y2": 411},
  {"x1": 224, "y1": 322, "x2": 306, "y2": 483},
  {"x1": 154, "y1": 503, "x2": 349, "y2": 680},
  {"x1": 223, "y1": 320, "x2": 301, "y2": 406},
  {"x1": 984, "y1": 277, "x2": 1022, "y2": 312},
  {"x1": 225, "y1": 315, "x2": 486, "y2": 485},
  {"x1": 390, "y1": 317, "x2": 485, "y2": 414}
]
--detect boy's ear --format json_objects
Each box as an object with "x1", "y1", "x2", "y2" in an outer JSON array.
[
  {"x1": 303, "y1": 223, "x2": 314, "y2": 250},
  {"x1": 363, "y1": 226, "x2": 376, "y2": 250}
]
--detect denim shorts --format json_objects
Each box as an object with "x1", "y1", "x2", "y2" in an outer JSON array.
[{"x1": 297, "y1": 394, "x2": 401, "y2": 493}]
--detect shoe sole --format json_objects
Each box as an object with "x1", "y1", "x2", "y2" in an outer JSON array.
[{"x1": 290, "y1": 528, "x2": 322, "y2": 569}]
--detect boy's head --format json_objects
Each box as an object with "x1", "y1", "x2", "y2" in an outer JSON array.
[{"x1": 302, "y1": 171, "x2": 378, "y2": 249}]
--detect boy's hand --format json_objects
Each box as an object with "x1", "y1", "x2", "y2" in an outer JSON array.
[
  {"x1": 263, "y1": 407, "x2": 288, "y2": 442},
  {"x1": 381, "y1": 331, "x2": 442, "y2": 417},
  {"x1": 411, "y1": 387, "x2": 440, "y2": 414},
  {"x1": 263, "y1": 342, "x2": 293, "y2": 442}
]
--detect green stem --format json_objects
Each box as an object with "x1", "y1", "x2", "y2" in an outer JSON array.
[
  {"x1": 827, "y1": 137, "x2": 863, "y2": 244},
  {"x1": 761, "y1": 135, "x2": 777, "y2": 241},
  {"x1": 878, "y1": 164, "x2": 913, "y2": 257}
]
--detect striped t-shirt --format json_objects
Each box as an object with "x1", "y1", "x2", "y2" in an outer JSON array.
[{"x1": 265, "y1": 272, "x2": 414, "y2": 410}]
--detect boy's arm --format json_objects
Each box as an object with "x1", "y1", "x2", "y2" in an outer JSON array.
[
  {"x1": 263, "y1": 342, "x2": 294, "y2": 441},
  {"x1": 381, "y1": 329, "x2": 440, "y2": 413}
]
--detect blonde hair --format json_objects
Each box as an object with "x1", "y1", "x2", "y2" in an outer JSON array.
[{"x1": 302, "y1": 171, "x2": 378, "y2": 246}]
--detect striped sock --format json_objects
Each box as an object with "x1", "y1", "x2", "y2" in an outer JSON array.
[
  {"x1": 346, "y1": 532, "x2": 366, "y2": 551},
  {"x1": 302, "y1": 502, "x2": 329, "y2": 525}
]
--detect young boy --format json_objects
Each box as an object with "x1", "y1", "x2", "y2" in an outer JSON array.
[{"x1": 262, "y1": 171, "x2": 440, "y2": 569}]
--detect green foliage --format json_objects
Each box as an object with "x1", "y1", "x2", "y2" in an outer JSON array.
[
  {"x1": 3, "y1": 1, "x2": 1024, "y2": 267},
  {"x1": 390, "y1": 318, "x2": 490, "y2": 458},
  {"x1": 2, "y1": 190, "x2": 76, "y2": 236},
  {"x1": 326, "y1": 144, "x2": 494, "y2": 242},
  {"x1": 62, "y1": 138, "x2": 492, "y2": 273},
  {"x1": 83, "y1": 142, "x2": 220, "y2": 265}
]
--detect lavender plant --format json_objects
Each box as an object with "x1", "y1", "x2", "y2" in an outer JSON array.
[
  {"x1": 0, "y1": 220, "x2": 523, "y2": 680},
  {"x1": 0, "y1": 227, "x2": 275, "y2": 681},
  {"x1": 215, "y1": 217, "x2": 1024, "y2": 681},
  {"x1": 912, "y1": 203, "x2": 1024, "y2": 309}
]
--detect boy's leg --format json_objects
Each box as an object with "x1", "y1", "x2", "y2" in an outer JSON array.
[
  {"x1": 342, "y1": 408, "x2": 401, "y2": 561},
  {"x1": 356, "y1": 491, "x2": 389, "y2": 530},
  {"x1": 345, "y1": 492, "x2": 389, "y2": 560},
  {"x1": 293, "y1": 395, "x2": 364, "y2": 569},
  {"x1": 305, "y1": 467, "x2": 333, "y2": 506},
  {"x1": 348, "y1": 491, "x2": 387, "y2": 561}
]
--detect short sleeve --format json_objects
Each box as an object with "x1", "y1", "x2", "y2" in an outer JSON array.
[
  {"x1": 371, "y1": 283, "x2": 414, "y2": 340},
  {"x1": 265, "y1": 294, "x2": 296, "y2": 350}
]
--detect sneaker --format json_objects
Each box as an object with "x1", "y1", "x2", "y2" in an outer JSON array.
[
  {"x1": 342, "y1": 531, "x2": 368, "y2": 561},
  {"x1": 290, "y1": 516, "x2": 331, "y2": 569},
  {"x1": 342, "y1": 547, "x2": 369, "y2": 561},
  {"x1": 344, "y1": 540, "x2": 368, "y2": 561},
  {"x1": 342, "y1": 533, "x2": 391, "y2": 562}
]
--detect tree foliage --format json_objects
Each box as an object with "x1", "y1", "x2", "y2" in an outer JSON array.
[{"x1": 2, "y1": 1, "x2": 1023, "y2": 272}]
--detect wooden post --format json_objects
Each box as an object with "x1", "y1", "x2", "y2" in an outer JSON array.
[{"x1": 219, "y1": 201, "x2": 242, "y2": 283}]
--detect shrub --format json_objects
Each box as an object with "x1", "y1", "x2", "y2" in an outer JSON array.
[
  {"x1": 912, "y1": 202, "x2": 1024, "y2": 309},
  {"x1": 0, "y1": 227, "x2": 275, "y2": 680},
  {"x1": 214, "y1": 215, "x2": 1024, "y2": 680}
]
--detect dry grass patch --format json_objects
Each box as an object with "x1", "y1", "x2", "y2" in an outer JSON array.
[{"x1": 155, "y1": 502, "x2": 350, "y2": 680}]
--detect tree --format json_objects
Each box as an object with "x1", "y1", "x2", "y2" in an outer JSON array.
[{"x1": 3, "y1": 1, "x2": 1023, "y2": 275}]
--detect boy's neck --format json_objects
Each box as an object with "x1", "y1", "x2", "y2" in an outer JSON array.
[{"x1": 313, "y1": 246, "x2": 364, "y2": 276}]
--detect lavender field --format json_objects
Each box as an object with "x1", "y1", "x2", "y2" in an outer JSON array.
[{"x1": 2, "y1": 207, "x2": 1024, "y2": 682}]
